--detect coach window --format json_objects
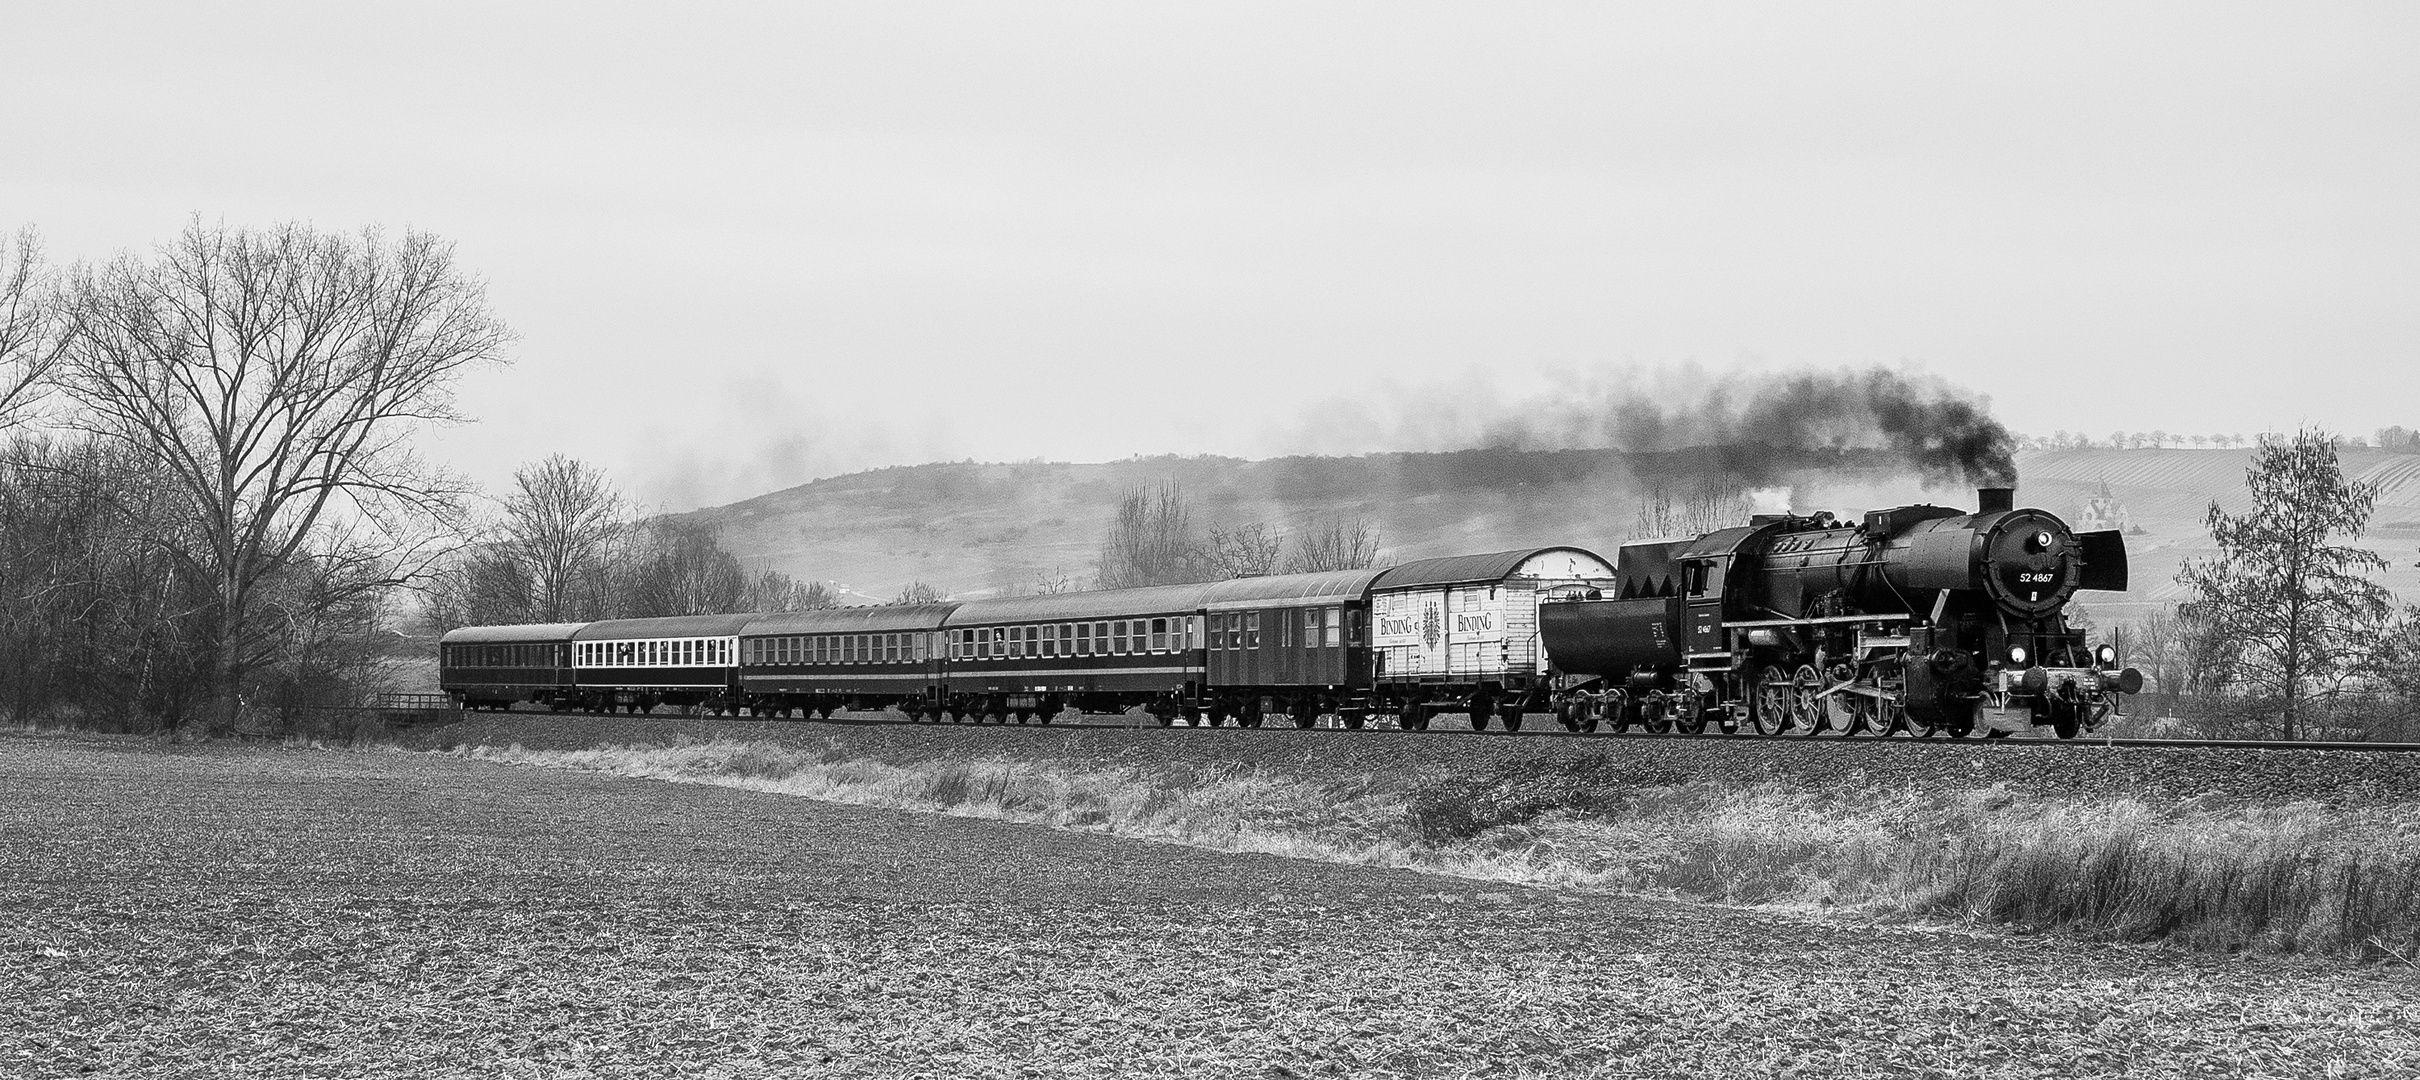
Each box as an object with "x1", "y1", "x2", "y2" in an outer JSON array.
[
  {"x1": 1111, "y1": 622, "x2": 1127, "y2": 654},
  {"x1": 1038, "y1": 625, "x2": 1055, "y2": 657},
  {"x1": 886, "y1": 633, "x2": 899, "y2": 663},
  {"x1": 1073, "y1": 622, "x2": 1090, "y2": 656},
  {"x1": 1325, "y1": 608, "x2": 1342, "y2": 647},
  {"x1": 1245, "y1": 612, "x2": 1262, "y2": 649}
]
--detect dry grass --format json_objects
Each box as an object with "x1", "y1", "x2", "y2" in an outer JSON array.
[{"x1": 476, "y1": 739, "x2": 2420, "y2": 962}]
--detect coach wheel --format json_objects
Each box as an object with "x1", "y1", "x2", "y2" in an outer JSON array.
[
  {"x1": 1342, "y1": 710, "x2": 1365, "y2": 730},
  {"x1": 1468, "y1": 695, "x2": 1493, "y2": 732},
  {"x1": 1791, "y1": 666, "x2": 1826, "y2": 737},
  {"x1": 1751, "y1": 668, "x2": 1791, "y2": 736},
  {"x1": 1500, "y1": 703, "x2": 1524, "y2": 732},
  {"x1": 1155, "y1": 709, "x2": 1176, "y2": 727},
  {"x1": 1293, "y1": 705, "x2": 1316, "y2": 729}
]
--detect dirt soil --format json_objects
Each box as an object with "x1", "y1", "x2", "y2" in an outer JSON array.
[{"x1": 5, "y1": 733, "x2": 2414, "y2": 1079}]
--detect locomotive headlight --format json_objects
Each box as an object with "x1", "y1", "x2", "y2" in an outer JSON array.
[
  {"x1": 2096, "y1": 644, "x2": 2117, "y2": 667},
  {"x1": 2008, "y1": 645, "x2": 2028, "y2": 666},
  {"x1": 2035, "y1": 531, "x2": 2054, "y2": 551}
]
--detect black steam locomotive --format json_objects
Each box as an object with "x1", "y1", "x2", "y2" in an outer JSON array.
[{"x1": 1539, "y1": 487, "x2": 2141, "y2": 739}]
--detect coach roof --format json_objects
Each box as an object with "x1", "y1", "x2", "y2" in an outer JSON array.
[
  {"x1": 574, "y1": 614, "x2": 762, "y2": 641},
  {"x1": 744, "y1": 602, "x2": 959, "y2": 636},
  {"x1": 1200, "y1": 568, "x2": 1386, "y2": 612},
  {"x1": 439, "y1": 622, "x2": 588, "y2": 645},
  {"x1": 947, "y1": 581, "x2": 1222, "y2": 626},
  {"x1": 1372, "y1": 546, "x2": 1612, "y2": 591}
]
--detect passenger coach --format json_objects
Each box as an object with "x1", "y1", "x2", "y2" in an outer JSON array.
[
  {"x1": 571, "y1": 614, "x2": 754, "y2": 713},
  {"x1": 739, "y1": 602, "x2": 958, "y2": 719}
]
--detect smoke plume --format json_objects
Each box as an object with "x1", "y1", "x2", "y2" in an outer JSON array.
[
  {"x1": 1279, "y1": 363, "x2": 2018, "y2": 489},
  {"x1": 1577, "y1": 366, "x2": 2019, "y2": 488}
]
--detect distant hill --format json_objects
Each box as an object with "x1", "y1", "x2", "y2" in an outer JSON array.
[{"x1": 682, "y1": 446, "x2": 2420, "y2": 621}]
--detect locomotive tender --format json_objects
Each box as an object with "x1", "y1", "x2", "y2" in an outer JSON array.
[{"x1": 438, "y1": 487, "x2": 2139, "y2": 737}]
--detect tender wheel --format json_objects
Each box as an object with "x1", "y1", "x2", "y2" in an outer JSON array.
[
  {"x1": 1601, "y1": 691, "x2": 1627, "y2": 734},
  {"x1": 1791, "y1": 666, "x2": 1825, "y2": 737},
  {"x1": 1640, "y1": 690, "x2": 1673, "y2": 735},
  {"x1": 1751, "y1": 667, "x2": 1791, "y2": 736}
]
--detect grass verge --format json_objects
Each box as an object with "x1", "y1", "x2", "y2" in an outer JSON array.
[{"x1": 469, "y1": 740, "x2": 2420, "y2": 962}]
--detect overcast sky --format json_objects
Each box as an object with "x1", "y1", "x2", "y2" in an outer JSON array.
[{"x1": 6, "y1": 2, "x2": 2415, "y2": 510}]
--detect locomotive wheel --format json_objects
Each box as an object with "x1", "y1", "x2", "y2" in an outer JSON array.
[
  {"x1": 2051, "y1": 701, "x2": 2081, "y2": 740},
  {"x1": 1751, "y1": 667, "x2": 1791, "y2": 736},
  {"x1": 1843, "y1": 695, "x2": 1880, "y2": 737},
  {"x1": 1943, "y1": 700, "x2": 1977, "y2": 739},
  {"x1": 1791, "y1": 666, "x2": 1826, "y2": 736}
]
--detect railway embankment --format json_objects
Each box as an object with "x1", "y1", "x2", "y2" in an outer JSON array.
[
  {"x1": 395, "y1": 711, "x2": 2420, "y2": 808},
  {"x1": 404, "y1": 714, "x2": 2420, "y2": 961}
]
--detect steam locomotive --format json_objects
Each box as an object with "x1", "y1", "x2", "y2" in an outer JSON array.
[
  {"x1": 1539, "y1": 486, "x2": 2141, "y2": 738},
  {"x1": 440, "y1": 486, "x2": 2140, "y2": 738}
]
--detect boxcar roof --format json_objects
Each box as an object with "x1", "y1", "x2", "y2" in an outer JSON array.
[
  {"x1": 439, "y1": 622, "x2": 589, "y2": 645},
  {"x1": 744, "y1": 602, "x2": 959, "y2": 636},
  {"x1": 1200, "y1": 568, "x2": 1386, "y2": 612},
  {"x1": 574, "y1": 614, "x2": 763, "y2": 640},
  {"x1": 1372, "y1": 546, "x2": 1613, "y2": 591},
  {"x1": 946, "y1": 581, "x2": 1222, "y2": 626}
]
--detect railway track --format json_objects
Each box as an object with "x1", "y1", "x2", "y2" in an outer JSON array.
[{"x1": 439, "y1": 705, "x2": 2420, "y2": 753}]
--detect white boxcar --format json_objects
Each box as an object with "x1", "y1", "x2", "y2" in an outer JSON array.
[{"x1": 1369, "y1": 546, "x2": 1617, "y2": 692}]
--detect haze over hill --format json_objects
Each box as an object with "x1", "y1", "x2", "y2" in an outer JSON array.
[{"x1": 681, "y1": 446, "x2": 2420, "y2": 619}]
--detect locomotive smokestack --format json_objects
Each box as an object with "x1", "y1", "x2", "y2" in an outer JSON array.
[{"x1": 1977, "y1": 487, "x2": 2014, "y2": 514}]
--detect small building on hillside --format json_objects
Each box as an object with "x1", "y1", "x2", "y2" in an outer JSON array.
[{"x1": 2075, "y1": 480, "x2": 2135, "y2": 533}]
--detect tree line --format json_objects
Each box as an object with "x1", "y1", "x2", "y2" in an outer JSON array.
[
  {"x1": 0, "y1": 221, "x2": 850, "y2": 735},
  {"x1": 1093, "y1": 483, "x2": 1382, "y2": 589},
  {"x1": 422, "y1": 454, "x2": 835, "y2": 631}
]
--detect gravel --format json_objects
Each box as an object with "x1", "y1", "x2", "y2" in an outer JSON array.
[
  {"x1": 399, "y1": 712, "x2": 2420, "y2": 808},
  {"x1": 7, "y1": 734, "x2": 2417, "y2": 1079}
]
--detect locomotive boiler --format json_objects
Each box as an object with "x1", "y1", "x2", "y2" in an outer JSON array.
[{"x1": 1539, "y1": 487, "x2": 2142, "y2": 739}]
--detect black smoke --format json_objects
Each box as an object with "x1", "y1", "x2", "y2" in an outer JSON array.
[{"x1": 1464, "y1": 365, "x2": 2018, "y2": 489}]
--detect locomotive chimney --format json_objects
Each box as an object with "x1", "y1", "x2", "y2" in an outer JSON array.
[{"x1": 1977, "y1": 487, "x2": 2014, "y2": 514}]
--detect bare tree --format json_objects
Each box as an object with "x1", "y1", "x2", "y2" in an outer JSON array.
[
  {"x1": 1629, "y1": 474, "x2": 1750, "y2": 539},
  {"x1": 1285, "y1": 514, "x2": 1381, "y2": 573},
  {"x1": 1033, "y1": 566, "x2": 1074, "y2": 595},
  {"x1": 1206, "y1": 522, "x2": 1284, "y2": 578},
  {"x1": 744, "y1": 568, "x2": 833, "y2": 612},
  {"x1": 894, "y1": 580, "x2": 944, "y2": 604},
  {"x1": 501, "y1": 454, "x2": 625, "y2": 621},
  {"x1": 0, "y1": 226, "x2": 57, "y2": 428},
  {"x1": 622, "y1": 518, "x2": 748, "y2": 616},
  {"x1": 53, "y1": 220, "x2": 511, "y2": 731},
  {"x1": 1095, "y1": 482, "x2": 1208, "y2": 589}
]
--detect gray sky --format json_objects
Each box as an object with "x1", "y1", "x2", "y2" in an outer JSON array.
[{"x1": 6, "y1": 2, "x2": 2415, "y2": 510}]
